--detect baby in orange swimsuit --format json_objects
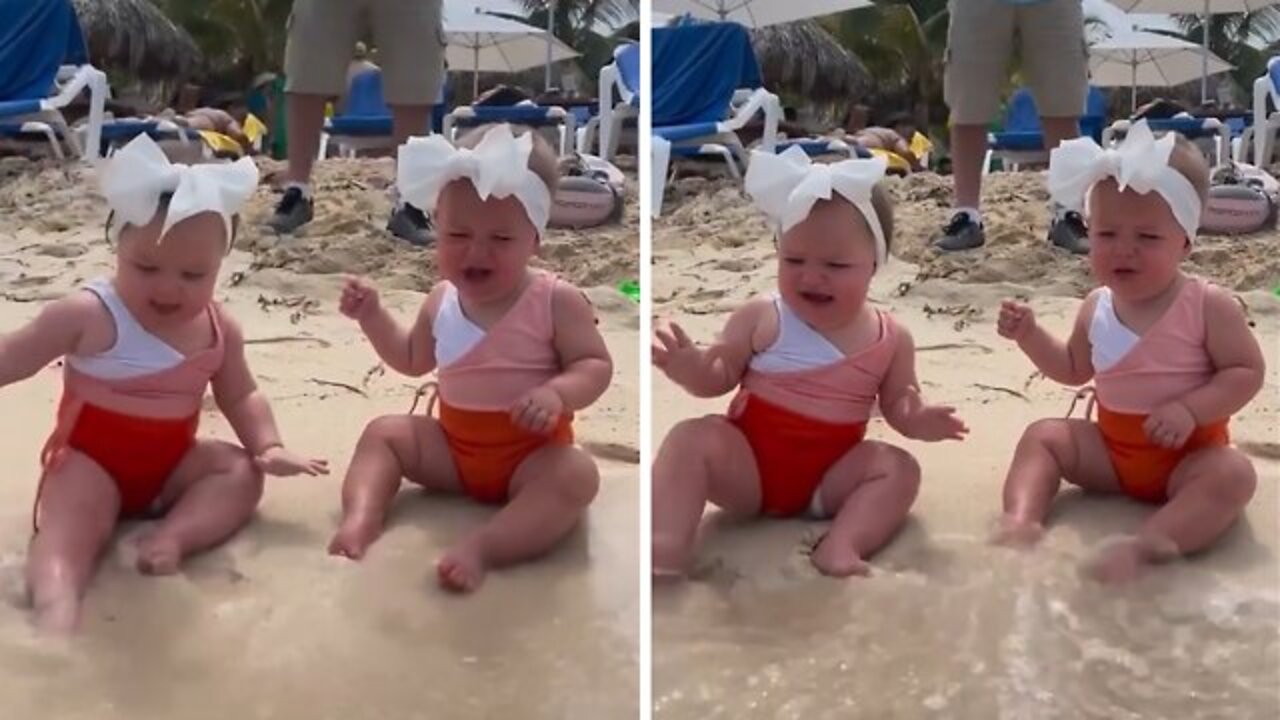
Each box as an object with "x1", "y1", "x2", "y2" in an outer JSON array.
[
  {"x1": 652, "y1": 147, "x2": 968, "y2": 579},
  {"x1": 329, "y1": 124, "x2": 612, "y2": 593},
  {"x1": 0, "y1": 135, "x2": 327, "y2": 633},
  {"x1": 995, "y1": 122, "x2": 1265, "y2": 583}
]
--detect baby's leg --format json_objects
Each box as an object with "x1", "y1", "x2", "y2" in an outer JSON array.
[
  {"x1": 329, "y1": 415, "x2": 459, "y2": 559},
  {"x1": 1085, "y1": 447, "x2": 1256, "y2": 584},
  {"x1": 810, "y1": 440, "x2": 920, "y2": 577},
  {"x1": 995, "y1": 418, "x2": 1120, "y2": 546},
  {"x1": 436, "y1": 445, "x2": 598, "y2": 593},
  {"x1": 26, "y1": 451, "x2": 120, "y2": 633},
  {"x1": 651, "y1": 416, "x2": 761, "y2": 577},
  {"x1": 135, "y1": 440, "x2": 264, "y2": 575}
]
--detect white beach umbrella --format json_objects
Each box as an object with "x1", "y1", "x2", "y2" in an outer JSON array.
[
  {"x1": 1090, "y1": 30, "x2": 1233, "y2": 110},
  {"x1": 1111, "y1": 0, "x2": 1280, "y2": 102},
  {"x1": 444, "y1": 0, "x2": 579, "y2": 95},
  {"x1": 650, "y1": 0, "x2": 873, "y2": 28}
]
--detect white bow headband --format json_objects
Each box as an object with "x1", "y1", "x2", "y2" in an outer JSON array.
[
  {"x1": 744, "y1": 146, "x2": 889, "y2": 270},
  {"x1": 1049, "y1": 120, "x2": 1201, "y2": 241},
  {"x1": 397, "y1": 124, "x2": 552, "y2": 234},
  {"x1": 97, "y1": 134, "x2": 258, "y2": 244}
]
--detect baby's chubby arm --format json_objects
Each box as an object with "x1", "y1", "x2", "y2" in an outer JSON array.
[
  {"x1": 341, "y1": 276, "x2": 438, "y2": 377},
  {"x1": 652, "y1": 297, "x2": 766, "y2": 398},
  {"x1": 878, "y1": 324, "x2": 968, "y2": 441},
  {"x1": 212, "y1": 311, "x2": 327, "y2": 476},
  {"x1": 0, "y1": 293, "x2": 101, "y2": 388},
  {"x1": 1178, "y1": 286, "x2": 1265, "y2": 423},
  {"x1": 998, "y1": 294, "x2": 1096, "y2": 386},
  {"x1": 509, "y1": 283, "x2": 612, "y2": 435},
  {"x1": 544, "y1": 283, "x2": 613, "y2": 410}
]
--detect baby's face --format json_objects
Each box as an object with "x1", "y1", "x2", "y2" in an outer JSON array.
[
  {"x1": 1087, "y1": 179, "x2": 1189, "y2": 302},
  {"x1": 435, "y1": 179, "x2": 539, "y2": 305},
  {"x1": 776, "y1": 199, "x2": 876, "y2": 331},
  {"x1": 115, "y1": 211, "x2": 225, "y2": 328}
]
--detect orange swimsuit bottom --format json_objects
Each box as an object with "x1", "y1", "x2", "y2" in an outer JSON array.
[
  {"x1": 39, "y1": 398, "x2": 198, "y2": 524},
  {"x1": 437, "y1": 398, "x2": 574, "y2": 504},
  {"x1": 731, "y1": 393, "x2": 868, "y2": 517},
  {"x1": 1096, "y1": 404, "x2": 1230, "y2": 504}
]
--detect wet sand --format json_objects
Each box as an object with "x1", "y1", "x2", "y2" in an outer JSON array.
[{"x1": 652, "y1": 171, "x2": 1280, "y2": 719}]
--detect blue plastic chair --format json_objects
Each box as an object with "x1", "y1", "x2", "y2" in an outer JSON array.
[
  {"x1": 0, "y1": 0, "x2": 106, "y2": 160},
  {"x1": 984, "y1": 86, "x2": 1107, "y2": 172}
]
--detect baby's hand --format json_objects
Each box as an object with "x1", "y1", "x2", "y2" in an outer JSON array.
[
  {"x1": 255, "y1": 446, "x2": 330, "y2": 476},
  {"x1": 1144, "y1": 401, "x2": 1196, "y2": 449},
  {"x1": 652, "y1": 321, "x2": 705, "y2": 384},
  {"x1": 997, "y1": 300, "x2": 1036, "y2": 342},
  {"x1": 510, "y1": 385, "x2": 565, "y2": 436},
  {"x1": 340, "y1": 276, "x2": 380, "y2": 321},
  {"x1": 910, "y1": 404, "x2": 969, "y2": 441}
]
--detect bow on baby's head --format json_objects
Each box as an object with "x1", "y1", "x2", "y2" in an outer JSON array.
[
  {"x1": 1048, "y1": 120, "x2": 1202, "y2": 241},
  {"x1": 396, "y1": 124, "x2": 552, "y2": 234},
  {"x1": 744, "y1": 146, "x2": 890, "y2": 270},
  {"x1": 97, "y1": 134, "x2": 259, "y2": 246}
]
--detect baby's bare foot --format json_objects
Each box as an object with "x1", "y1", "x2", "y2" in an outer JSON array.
[
  {"x1": 328, "y1": 515, "x2": 384, "y2": 560},
  {"x1": 990, "y1": 514, "x2": 1045, "y2": 548},
  {"x1": 136, "y1": 532, "x2": 184, "y2": 575},
  {"x1": 1083, "y1": 534, "x2": 1177, "y2": 585},
  {"x1": 32, "y1": 591, "x2": 80, "y2": 635},
  {"x1": 436, "y1": 538, "x2": 487, "y2": 593},
  {"x1": 810, "y1": 535, "x2": 871, "y2": 578},
  {"x1": 651, "y1": 535, "x2": 692, "y2": 580}
]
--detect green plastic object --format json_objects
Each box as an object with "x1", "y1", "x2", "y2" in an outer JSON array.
[{"x1": 618, "y1": 280, "x2": 640, "y2": 303}]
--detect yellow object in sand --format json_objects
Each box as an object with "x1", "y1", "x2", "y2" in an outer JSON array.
[
  {"x1": 197, "y1": 113, "x2": 267, "y2": 157},
  {"x1": 869, "y1": 131, "x2": 934, "y2": 174}
]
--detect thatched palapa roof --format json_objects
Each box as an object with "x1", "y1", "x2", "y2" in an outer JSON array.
[
  {"x1": 71, "y1": 0, "x2": 200, "y2": 81},
  {"x1": 751, "y1": 20, "x2": 869, "y2": 103}
]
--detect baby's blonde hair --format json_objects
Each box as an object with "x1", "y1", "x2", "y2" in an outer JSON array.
[
  {"x1": 453, "y1": 123, "x2": 561, "y2": 195},
  {"x1": 1166, "y1": 134, "x2": 1211, "y2": 206}
]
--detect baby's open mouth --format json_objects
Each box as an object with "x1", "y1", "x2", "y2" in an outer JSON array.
[
  {"x1": 799, "y1": 291, "x2": 834, "y2": 304},
  {"x1": 463, "y1": 268, "x2": 493, "y2": 282},
  {"x1": 150, "y1": 301, "x2": 181, "y2": 315}
]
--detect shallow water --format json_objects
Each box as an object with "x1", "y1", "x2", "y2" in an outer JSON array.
[
  {"x1": 0, "y1": 467, "x2": 639, "y2": 720},
  {"x1": 654, "y1": 526, "x2": 1280, "y2": 720}
]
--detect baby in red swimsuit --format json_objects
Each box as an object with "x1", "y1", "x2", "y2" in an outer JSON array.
[
  {"x1": 651, "y1": 148, "x2": 969, "y2": 579},
  {"x1": 328, "y1": 125, "x2": 613, "y2": 594},
  {"x1": 0, "y1": 135, "x2": 326, "y2": 633},
  {"x1": 995, "y1": 122, "x2": 1265, "y2": 583}
]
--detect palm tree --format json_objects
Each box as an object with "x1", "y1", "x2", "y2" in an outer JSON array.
[
  {"x1": 825, "y1": 0, "x2": 948, "y2": 128},
  {"x1": 515, "y1": 0, "x2": 640, "y2": 82},
  {"x1": 1168, "y1": 10, "x2": 1280, "y2": 102},
  {"x1": 153, "y1": 0, "x2": 293, "y2": 88}
]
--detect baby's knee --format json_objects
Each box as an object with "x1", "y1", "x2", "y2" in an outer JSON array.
[
  {"x1": 553, "y1": 449, "x2": 600, "y2": 507},
  {"x1": 881, "y1": 444, "x2": 922, "y2": 494},
  {"x1": 1206, "y1": 452, "x2": 1257, "y2": 507},
  {"x1": 663, "y1": 416, "x2": 731, "y2": 454},
  {"x1": 362, "y1": 414, "x2": 409, "y2": 442},
  {"x1": 219, "y1": 445, "x2": 265, "y2": 497}
]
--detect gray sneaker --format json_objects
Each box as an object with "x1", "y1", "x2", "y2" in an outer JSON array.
[
  {"x1": 1048, "y1": 210, "x2": 1090, "y2": 254},
  {"x1": 933, "y1": 211, "x2": 985, "y2": 251},
  {"x1": 266, "y1": 186, "x2": 314, "y2": 234},
  {"x1": 386, "y1": 203, "x2": 434, "y2": 246}
]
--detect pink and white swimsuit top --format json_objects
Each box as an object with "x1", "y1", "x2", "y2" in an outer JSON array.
[
  {"x1": 1088, "y1": 277, "x2": 1216, "y2": 415},
  {"x1": 432, "y1": 271, "x2": 562, "y2": 412},
  {"x1": 736, "y1": 294, "x2": 899, "y2": 424},
  {"x1": 59, "y1": 279, "x2": 223, "y2": 420}
]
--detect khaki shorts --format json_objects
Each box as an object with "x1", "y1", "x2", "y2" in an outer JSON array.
[
  {"x1": 944, "y1": 0, "x2": 1088, "y2": 125},
  {"x1": 284, "y1": 0, "x2": 445, "y2": 106}
]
